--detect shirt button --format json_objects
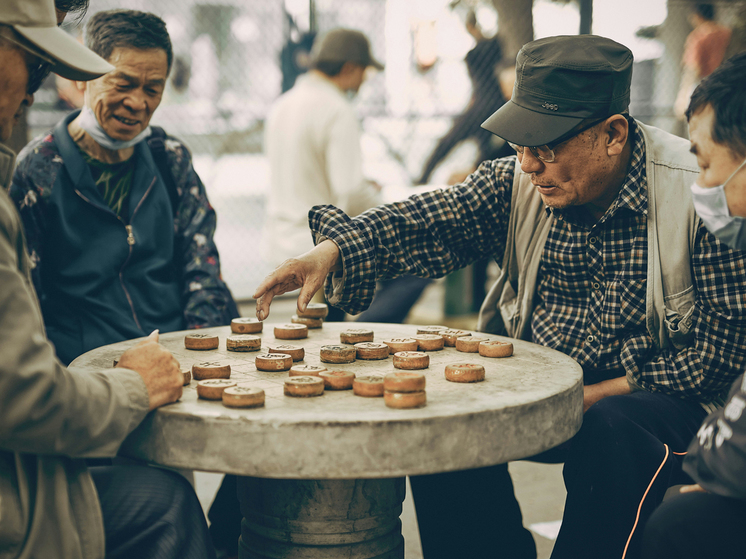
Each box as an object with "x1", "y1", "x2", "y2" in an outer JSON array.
[
  {"x1": 588, "y1": 237, "x2": 598, "y2": 244},
  {"x1": 587, "y1": 335, "x2": 595, "y2": 343},
  {"x1": 592, "y1": 282, "x2": 601, "y2": 290}
]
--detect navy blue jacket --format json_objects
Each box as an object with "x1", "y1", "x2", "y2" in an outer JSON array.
[{"x1": 10, "y1": 111, "x2": 238, "y2": 364}]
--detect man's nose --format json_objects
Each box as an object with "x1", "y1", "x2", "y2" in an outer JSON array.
[
  {"x1": 122, "y1": 90, "x2": 148, "y2": 112},
  {"x1": 519, "y1": 149, "x2": 545, "y2": 174}
]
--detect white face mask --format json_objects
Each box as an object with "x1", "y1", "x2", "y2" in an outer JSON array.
[
  {"x1": 78, "y1": 106, "x2": 152, "y2": 151},
  {"x1": 690, "y1": 156, "x2": 746, "y2": 250}
]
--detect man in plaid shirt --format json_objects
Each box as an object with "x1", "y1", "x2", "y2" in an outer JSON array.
[{"x1": 255, "y1": 36, "x2": 746, "y2": 559}]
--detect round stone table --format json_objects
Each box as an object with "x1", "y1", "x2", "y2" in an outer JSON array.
[{"x1": 72, "y1": 322, "x2": 583, "y2": 559}]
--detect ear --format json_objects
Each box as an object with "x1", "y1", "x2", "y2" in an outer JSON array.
[
  {"x1": 605, "y1": 115, "x2": 629, "y2": 157},
  {"x1": 339, "y1": 61, "x2": 356, "y2": 77}
]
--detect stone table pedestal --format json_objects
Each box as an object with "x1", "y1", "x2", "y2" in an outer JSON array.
[{"x1": 238, "y1": 477, "x2": 405, "y2": 559}]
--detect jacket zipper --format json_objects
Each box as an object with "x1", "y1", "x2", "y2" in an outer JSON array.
[{"x1": 74, "y1": 176, "x2": 157, "y2": 332}]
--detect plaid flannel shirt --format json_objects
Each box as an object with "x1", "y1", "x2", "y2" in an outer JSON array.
[{"x1": 310, "y1": 119, "x2": 746, "y2": 405}]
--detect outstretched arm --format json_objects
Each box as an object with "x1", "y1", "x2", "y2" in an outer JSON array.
[{"x1": 253, "y1": 157, "x2": 517, "y2": 319}]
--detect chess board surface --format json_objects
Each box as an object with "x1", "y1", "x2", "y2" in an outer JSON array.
[{"x1": 72, "y1": 322, "x2": 583, "y2": 479}]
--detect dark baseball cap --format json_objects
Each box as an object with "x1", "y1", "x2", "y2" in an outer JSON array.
[
  {"x1": 482, "y1": 35, "x2": 633, "y2": 147},
  {"x1": 311, "y1": 28, "x2": 384, "y2": 70},
  {"x1": 0, "y1": 0, "x2": 113, "y2": 81}
]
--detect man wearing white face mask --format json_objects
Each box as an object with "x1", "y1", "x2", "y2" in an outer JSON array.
[
  {"x1": 642, "y1": 50, "x2": 746, "y2": 559},
  {"x1": 9, "y1": 9, "x2": 239, "y2": 366}
]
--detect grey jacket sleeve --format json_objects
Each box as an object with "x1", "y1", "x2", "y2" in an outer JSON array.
[
  {"x1": 0, "y1": 194, "x2": 150, "y2": 458},
  {"x1": 683, "y1": 372, "x2": 746, "y2": 499}
]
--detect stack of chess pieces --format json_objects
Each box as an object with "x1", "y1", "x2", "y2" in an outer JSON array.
[{"x1": 175, "y1": 307, "x2": 514, "y2": 410}]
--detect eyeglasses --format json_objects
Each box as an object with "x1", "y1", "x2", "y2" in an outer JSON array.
[
  {"x1": 0, "y1": 28, "x2": 55, "y2": 94},
  {"x1": 508, "y1": 118, "x2": 607, "y2": 163}
]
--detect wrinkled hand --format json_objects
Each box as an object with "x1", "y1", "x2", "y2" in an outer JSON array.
[
  {"x1": 117, "y1": 330, "x2": 183, "y2": 411},
  {"x1": 253, "y1": 240, "x2": 341, "y2": 320}
]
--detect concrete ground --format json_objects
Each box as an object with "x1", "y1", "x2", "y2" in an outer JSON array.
[{"x1": 194, "y1": 287, "x2": 567, "y2": 558}]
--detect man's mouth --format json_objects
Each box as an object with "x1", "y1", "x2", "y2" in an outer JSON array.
[
  {"x1": 113, "y1": 115, "x2": 139, "y2": 126},
  {"x1": 534, "y1": 183, "x2": 558, "y2": 192}
]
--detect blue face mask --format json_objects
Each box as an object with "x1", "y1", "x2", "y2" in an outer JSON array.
[
  {"x1": 77, "y1": 106, "x2": 152, "y2": 151},
  {"x1": 690, "y1": 156, "x2": 746, "y2": 250}
]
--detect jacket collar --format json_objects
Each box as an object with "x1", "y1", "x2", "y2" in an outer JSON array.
[{"x1": 54, "y1": 110, "x2": 159, "y2": 215}]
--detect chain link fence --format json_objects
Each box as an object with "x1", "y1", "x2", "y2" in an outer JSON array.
[{"x1": 23, "y1": 0, "x2": 746, "y2": 302}]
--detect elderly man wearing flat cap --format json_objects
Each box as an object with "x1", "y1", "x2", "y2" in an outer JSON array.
[
  {"x1": 254, "y1": 34, "x2": 746, "y2": 559},
  {"x1": 0, "y1": 1, "x2": 215, "y2": 558}
]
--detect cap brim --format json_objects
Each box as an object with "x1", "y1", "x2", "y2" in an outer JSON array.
[
  {"x1": 369, "y1": 58, "x2": 384, "y2": 71},
  {"x1": 481, "y1": 99, "x2": 584, "y2": 147},
  {"x1": 14, "y1": 24, "x2": 113, "y2": 81}
]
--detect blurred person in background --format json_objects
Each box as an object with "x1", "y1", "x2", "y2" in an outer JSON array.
[
  {"x1": 417, "y1": 9, "x2": 511, "y2": 186},
  {"x1": 642, "y1": 50, "x2": 746, "y2": 559},
  {"x1": 416, "y1": 9, "x2": 514, "y2": 312},
  {"x1": 263, "y1": 27, "x2": 431, "y2": 323},
  {"x1": 9, "y1": 9, "x2": 239, "y2": 367},
  {"x1": 674, "y1": 3, "x2": 731, "y2": 120},
  {"x1": 0, "y1": 0, "x2": 215, "y2": 557}
]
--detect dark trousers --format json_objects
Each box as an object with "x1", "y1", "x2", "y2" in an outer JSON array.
[
  {"x1": 328, "y1": 276, "x2": 432, "y2": 323},
  {"x1": 356, "y1": 276, "x2": 433, "y2": 323},
  {"x1": 410, "y1": 464, "x2": 537, "y2": 559},
  {"x1": 208, "y1": 474, "x2": 242, "y2": 555},
  {"x1": 551, "y1": 391, "x2": 707, "y2": 559},
  {"x1": 409, "y1": 392, "x2": 706, "y2": 559},
  {"x1": 642, "y1": 491, "x2": 746, "y2": 559},
  {"x1": 91, "y1": 465, "x2": 216, "y2": 559}
]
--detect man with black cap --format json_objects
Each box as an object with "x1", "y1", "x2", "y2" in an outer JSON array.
[
  {"x1": 0, "y1": 1, "x2": 215, "y2": 557},
  {"x1": 253, "y1": 34, "x2": 746, "y2": 559}
]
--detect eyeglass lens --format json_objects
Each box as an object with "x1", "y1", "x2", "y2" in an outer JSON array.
[{"x1": 508, "y1": 143, "x2": 555, "y2": 163}]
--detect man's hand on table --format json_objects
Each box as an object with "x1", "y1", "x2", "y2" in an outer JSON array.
[
  {"x1": 583, "y1": 376, "x2": 632, "y2": 413},
  {"x1": 254, "y1": 240, "x2": 341, "y2": 321},
  {"x1": 116, "y1": 330, "x2": 183, "y2": 411}
]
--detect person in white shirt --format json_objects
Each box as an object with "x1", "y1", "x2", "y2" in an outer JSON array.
[
  {"x1": 262, "y1": 28, "x2": 431, "y2": 322},
  {"x1": 262, "y1": 28, "x2": 383, "y2": 268}
]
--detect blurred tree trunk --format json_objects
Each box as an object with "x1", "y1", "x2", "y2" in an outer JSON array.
[{"x1": 490, "y1": 0, "x2": 534, "y2": 62}]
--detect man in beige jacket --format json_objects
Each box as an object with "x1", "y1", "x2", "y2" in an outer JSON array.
[{"x1": 0, "y1": 1, "x2": 215, "y2": 557}]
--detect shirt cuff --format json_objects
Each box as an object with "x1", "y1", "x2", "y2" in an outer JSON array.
[{"x1": 308, "y1": 204, "x2": 377, "y2": 315}]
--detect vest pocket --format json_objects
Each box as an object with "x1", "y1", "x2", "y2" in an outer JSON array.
[
  {"x1": 498, "y1": 280, "x2": 520, "y2": 335},
  {"x1": 664, "y1": 303, "x2": 695, "y2": 352},
  {"x1": 663, "y1": 284, "x2": 696, "y2": 351}
]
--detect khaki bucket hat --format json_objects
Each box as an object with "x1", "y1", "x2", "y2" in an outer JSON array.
[{"x1": 0, "y1": 0, "x2": 113, "y2": 81}]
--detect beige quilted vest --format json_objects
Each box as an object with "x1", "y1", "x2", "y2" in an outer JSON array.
[{"x1": 477, "y1": 122, "x2": 700, "y2": 355}]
